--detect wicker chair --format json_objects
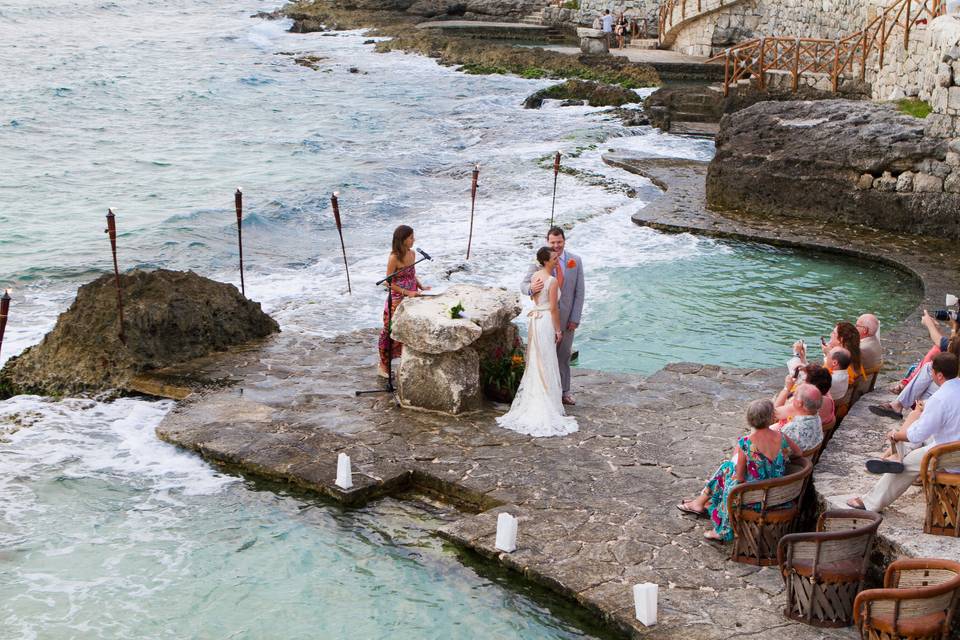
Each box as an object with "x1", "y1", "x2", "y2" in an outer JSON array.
[
  {"x1": 921, "y1": 442, "x2": 960, "y2": 537},
  {"x1": 853, "y1": 558, "x2": 960, "y2": 640},
  {"x1": 778, "y1": 509, "x2": 882, "y2": 627},
  {"x1": 727, "y1": 457, "x2": 813, "y2": 566}
]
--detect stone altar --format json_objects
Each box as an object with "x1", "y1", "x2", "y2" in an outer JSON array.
[
  {"x1": 390, "y1": 284, "x2": 521, "y2": 415},
  {"x1": 577, "y1": 27, "x2": 609, "y2": 55}
]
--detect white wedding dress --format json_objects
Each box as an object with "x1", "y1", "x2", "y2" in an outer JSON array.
[{"x1": 496, "y1": 275, "x2": 579, "y2": 437}]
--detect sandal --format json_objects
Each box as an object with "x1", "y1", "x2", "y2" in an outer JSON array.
[
  {"x1": 869, "y1": 404, "x2": 902, "y2": 420},
  {"x1": 702, "y1": 531, "x2": 726, "y2": 544},
  {"x1": 887, "y1": 382, "x2": 905, "y2": 394},
  {"x1": 846, "y1": 497, "x2": 866, "y2": 510},
  {"x1": 866, "y1": 459, "x2": 906, "y2": 474},
  {"x1": 676, "y1": 501, "x2": 708, "y2": 519}
]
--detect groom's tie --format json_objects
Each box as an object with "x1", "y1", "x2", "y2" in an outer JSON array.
[{"x1": 553, "y1": 263, "x2": 564, "y2": 290}]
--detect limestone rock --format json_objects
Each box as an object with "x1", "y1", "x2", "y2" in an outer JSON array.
[
  {"x1": 873, "y1": 171, "x2": 897, "y2": 192},
  {"x1": 706, "y1": 99, "x2": 960, "y2": 235},
  {"x1": 914, "y1": 172, "x2": 944, "y2": 192},
  {"x1": 948, "y1": 151, "x2": 960, "y2": 166},
  {"x1": 391, "y1": 285, "x2": 520, "y2": 354},
  {"x1": 406, "y1": 0, "x2": 467, "y2": 16},
  {"x1": 856, "y1": 173, "x2": 874, "y2": 190},
  {"x1": 938, "y1": 63, "x2": 954, "y2": 88},
  {"x1": 397, "y1": 347, "x2": 481, "y2": 414},
  {"x1": 0, "y1": 269, "x2": 279, "y2": 398},
  {"x1": 945, "y1": 172, "x2": 960, "y2": 193},
  {"x1": 896, "y1": 171, "x2": 915, "y2": 192},
  {"x1": 524, "y1": 80, "x2": 640, "y2": 109},
  {"x1": 577, "y1": 27, "x2": 609, "y2": 55}
]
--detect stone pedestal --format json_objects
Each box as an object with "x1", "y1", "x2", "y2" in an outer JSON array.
[
  {"x1": 577, "y1": 27, "x2": 609, "y2": 55},
  {"x1": 391, "y1": 285, "x2": 522, "y2": 415}
]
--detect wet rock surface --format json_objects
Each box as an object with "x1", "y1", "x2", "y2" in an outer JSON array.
[
  {"x1": 0, "y1": 270, "x2": 278, "y2": 398},
  {"x1": 706, "y1": 99, "x2": 960, "y2": 237},
  {"x1": 524, "y1": 79, "x2": 642, "y2": 109}
]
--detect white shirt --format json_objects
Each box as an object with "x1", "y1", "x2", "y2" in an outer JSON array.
[
  {"x1": 829, "y1": 369, "x2": 849, "y2": 400},
  {"x1": 601, "y1": 14, "x2": 613, "y2": 31},
  {"x1": 907, "y1": 377, "x2": 960, "y2": 447}
]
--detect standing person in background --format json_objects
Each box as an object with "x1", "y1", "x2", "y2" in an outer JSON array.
[
  {"x1": 857, "y1": 313, "x2": 883, "y2": 372},
  {"x1": 601, "y1": 9, "x2": 614, "y2": 45},
  {"x1": 522, "y1": 227, "x2": 585, "y2": 406},
  {"x1": 614, "y1": 12, "x2": 628, "y2": 48},
  {"x1": 377, "y1": 225, "x2": 430, "y2": 378}
]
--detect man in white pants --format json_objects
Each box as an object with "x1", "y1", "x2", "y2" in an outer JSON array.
[{"x1": 848, "y1": 352, "x2": 960, "y2": 511}]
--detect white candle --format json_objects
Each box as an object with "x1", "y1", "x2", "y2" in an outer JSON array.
[
  {"x1": 633, "y1": 583, "x2": 658, "y2": 626},
  {"x1": 335, "y1": 453, "x2": 353, "y2": 490},
  {"x1": 494, "y1": 512, "x2": 517, "y2": 553}
]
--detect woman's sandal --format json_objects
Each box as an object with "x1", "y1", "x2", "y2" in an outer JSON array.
[
  {"x1": 702, "y1": 531, "x2": 726, "y2": 545},
  {"x1": 676, "y1": 501, "x2": 708, "y2": 519}
]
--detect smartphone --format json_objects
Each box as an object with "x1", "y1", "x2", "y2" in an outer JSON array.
[
  {"x1": 820, "y1": 336, "x2": 827, "y2": 346},
  {"x1": 792, "y1": 367, "x2": 801, "y2": 380}
]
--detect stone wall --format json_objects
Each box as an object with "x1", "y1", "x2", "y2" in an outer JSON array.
[
  {"x1": 562, "y1": 0, "x2": 660, "y2": 33},
  {"x1": 871, "y1": 15, "x2": 960, "y2": 137},
  {"x1": 667, "y1": 0, "x2": 868, "y2": 56}
]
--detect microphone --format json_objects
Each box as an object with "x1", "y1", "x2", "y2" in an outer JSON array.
[{"x1": 417, "y1": 248, "x2": 433, "y2": 261}]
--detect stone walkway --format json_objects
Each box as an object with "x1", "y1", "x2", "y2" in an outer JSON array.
[{"x1": 153, "y1": 154, "x2": 960, "y2": 639}]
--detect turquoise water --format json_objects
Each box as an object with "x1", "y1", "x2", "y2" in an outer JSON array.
[
  {"x1": 0, "y1": 0, "x2": 922, "y2": 636},
  {"x1": 575, "y1": 239, "x2": 918, "y2": 374},
  {"x1": 0, "y1": 398, "x2": 603, "y2": 639}
]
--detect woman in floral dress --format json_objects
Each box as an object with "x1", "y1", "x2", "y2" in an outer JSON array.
[
  {"x1": 676, "y1": 399, "x2": 802, "y2": 541},
  {"x1": 378, "y1": 225, "x2": 429, "y2": 377}
]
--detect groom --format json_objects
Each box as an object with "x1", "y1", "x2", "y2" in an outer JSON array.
[{"x1": 521, "y1": 226, "x2": 585, "y2": 406}]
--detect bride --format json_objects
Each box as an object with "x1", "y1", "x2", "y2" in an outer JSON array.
[{"x1": 496, "y1": 247, "x2": 579, "y2": 437}]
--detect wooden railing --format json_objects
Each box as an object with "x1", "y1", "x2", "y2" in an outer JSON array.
[{"x1": 707, "y1": 0, "x2": 945, "y2": 96}]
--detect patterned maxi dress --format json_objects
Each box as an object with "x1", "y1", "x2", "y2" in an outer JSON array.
[
  {"x1": 378, "y1": 263, "x2": 417, "y2": 369},
  {"x1": 704, "y1": 434, "x2": 790, "y2": 541}
]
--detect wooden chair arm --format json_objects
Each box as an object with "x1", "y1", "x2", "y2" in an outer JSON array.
[
  {"x1": 883, "y1": 558, "x2": 960, "y2": 589},
  {"x1": 921, "y1": 441, "x2": 960, "y2": 488}
]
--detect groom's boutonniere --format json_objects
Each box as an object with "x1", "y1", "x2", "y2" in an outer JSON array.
[{"x1": 566, "y1": 258, "x2": 577, "y2": 269}]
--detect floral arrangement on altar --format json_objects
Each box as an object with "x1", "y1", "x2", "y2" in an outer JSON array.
[{"x1": 480, "y1": 335, "x2": 525, "y2": 402}]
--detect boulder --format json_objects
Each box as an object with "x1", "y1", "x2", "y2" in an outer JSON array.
[
  {"x1": 391, "y1": 284, "x2": 520, "y2": 354},
  {"x1": 397, "y1": 347, "x2": 481, "y2": 414},
  {"x1": 0, "y1": 270, "x2": 279, "y2": 398},
  {"x1": 707, "y1": 99, "x2": 960, "y2": 237},
  {"x1": 391, "y1": 284, "x2": 521, "y2": 415},
  {"x1": 524, "y1": 80, "x2": 640, "y2": 109},
  {"x1": 577, "y1": 27, "x2": 609, "y2": 55}
]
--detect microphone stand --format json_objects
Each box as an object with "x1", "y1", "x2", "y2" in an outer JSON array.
[{"x1": 355, "y1": 251, "x2": 433, "y2": 399}]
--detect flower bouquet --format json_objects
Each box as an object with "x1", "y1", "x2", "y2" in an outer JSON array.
[{"x1": 480, "y1": 336, "x2": 525, "y2": 402}]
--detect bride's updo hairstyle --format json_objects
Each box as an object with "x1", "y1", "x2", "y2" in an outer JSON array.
[{"x1": 536, "y1": 246, "x2": 553, "y2": 266}]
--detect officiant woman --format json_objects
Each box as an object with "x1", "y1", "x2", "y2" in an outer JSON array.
[{"x1": 378, "y1": 225, "x2": 430, "y2": 377}]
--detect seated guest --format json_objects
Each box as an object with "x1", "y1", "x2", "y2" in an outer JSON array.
[
  {"x1": 890, "y1": 310, "x2": 960, "y2": 393},
  {"x1": 848, "y1": 352, "x2": 960, "y2": 511},
  {"x1": 772, "y1": 383, "x2": 824, "y2": 453},
  {"x1": 774, "y1": 366, "x2": 834, "y2": 428},
  {"x1": 857, "y1": 313, "x2": 883, "y2": 373},
  {"x1": 872, "y1": 334, "x2": 960, "y2": 419},
  {"x1": 825, "y1": 321, "x2": 865, "y2": 387},
  {"x1": 791, "y1": 341, "x2": 849, "y2": 401},
  {"x1": 677, "y1": 399, "x2": 802, "y2": 541},
  {"x1": 826, "y1": 348, "x2": 851, "y2": 400}
]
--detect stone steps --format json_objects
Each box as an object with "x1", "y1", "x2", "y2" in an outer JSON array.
[
  {"x1": 627, "y1": 37, "x2": 660, "y2": 49},
  {"x1": 520, "y1": 9, "x2": 544, "y2": 24}
]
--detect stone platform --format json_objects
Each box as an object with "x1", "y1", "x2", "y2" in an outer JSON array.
[
  {"x1": 153, "y1": 156, "x2": 960, "y2": 639},
  {"x1": 158, "y1": 331, "x2": 838, "y2": 639}
]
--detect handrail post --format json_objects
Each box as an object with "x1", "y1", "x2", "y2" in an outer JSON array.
[
  {"x1": 724, "y1": 48, "x2": 731, "y2": 96},
  {"x1": 861, "y1": 28, "x2": 868, "y2": 80},
  {"x1": 879, "y1": 14, "x2": 887, "y2": 68},
  {"x1": 904, "y1": 0, "x2": 911, "y2": 50},
  {"x1": 758, "y1": 37, "x2": 766, "y2": 89},
  {"x1": 832, "y1": 39, "x2": 840, "y2": 92},
  {"x1": 793, "y1": 37, "x2": 801, "y2": 91}
]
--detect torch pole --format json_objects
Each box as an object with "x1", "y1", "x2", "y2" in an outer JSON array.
[
  {"x1": 105, "y1": 209, "x2": 126, "y2": 344},
  {"x1": 0, "y1": 289, "x2": 10, "y2": 360},
  {"x1": 466, "y1": 164, "x2": 479, "y2": 260},
  {"x1": 235, "y1": 188, "x2": 245, "y2": 297},
  {"x1": 331, "y1": 192, "x2": 352, "y2": 295},
  {"x1": 550, "y1": 151, "x2": 561, "y2": 229}
]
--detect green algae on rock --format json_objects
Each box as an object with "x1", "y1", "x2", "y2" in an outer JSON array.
[
  {"x1": 0, "y1": 270, "x2": 279, "y2": 399},
  {"x1": 523, "y1": 79, "x2": 640, "y2": 109}
]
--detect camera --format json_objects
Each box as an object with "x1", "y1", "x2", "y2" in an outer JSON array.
[{"x1": 935, "y1": 294, "x2": 959, "y2": 322}]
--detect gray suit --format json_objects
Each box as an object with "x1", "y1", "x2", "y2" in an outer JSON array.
[{"x1": 520, "y1": 251, "x2": 585, "y2": 395}]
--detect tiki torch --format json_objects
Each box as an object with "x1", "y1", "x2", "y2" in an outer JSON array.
[
  {"x1": 331, "y1": 192, "x2": 352, "y2": 295},
  {"x1": 0, "y1": 289, "x2": 10, "y2": 360},
  {"x1": 550, "y1": 151, "x2": 561, "y2": 228},
  {"x1": 105, "y1": 208, "x2": 126, "y2": 344},
  {"x1": 235, "y1": 187, "x2": 245, "y2": 297},
  {"x1": 466, "y1": 164, "x2": 480, "y2": 260}
]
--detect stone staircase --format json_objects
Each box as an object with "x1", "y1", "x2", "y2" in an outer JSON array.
[
  {"x1": 520, "y1": 8, "x2": 545, "y2": 24},
  {"x1": 626, "y1": 37, "x2": 660, "y2": 49}
]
